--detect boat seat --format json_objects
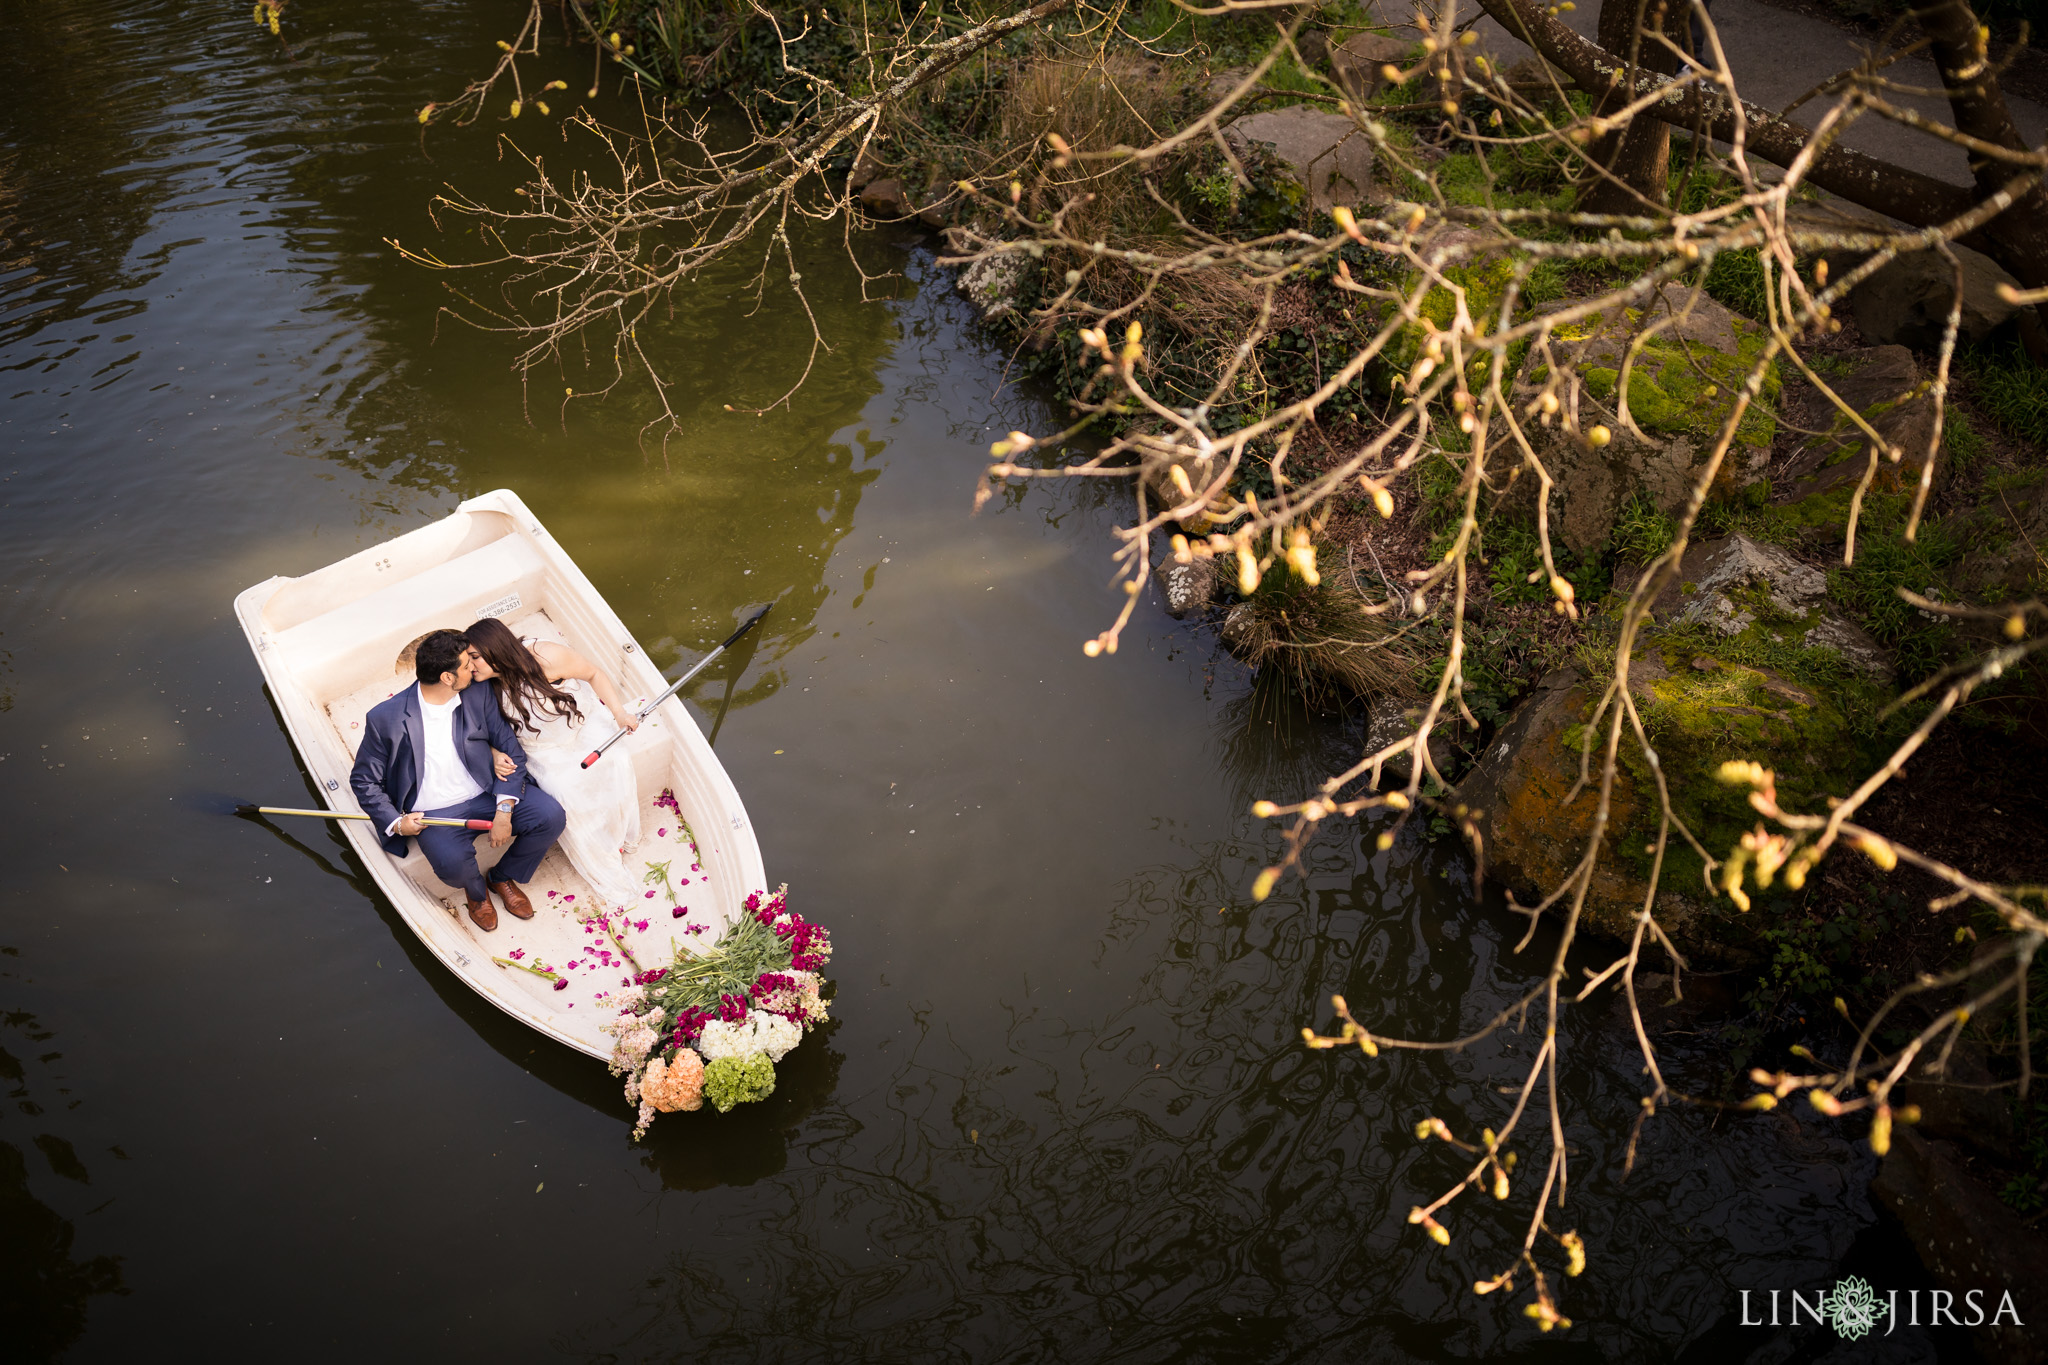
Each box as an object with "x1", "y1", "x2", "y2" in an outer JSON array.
[{"x1": 271, "y1": 533, "x2": 549, "y2": 703}]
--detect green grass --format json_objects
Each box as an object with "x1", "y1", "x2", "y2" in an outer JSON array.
[
  {"x1": 1704, "y1": 248, "x2": 1770, "y2": 323},
  {"x1": 1825, "y1": 496, "x2": 1965, "y2": 682},
  {"x1": 1945, "y1": 409, "x2": 1989, "y2": 474},
  {"x1": 1611, "y1": 489, "x2": 1677, "y2": 565},
  {"x1": 1960, "y1": 341, "x2": 2048, "y2": 450}
]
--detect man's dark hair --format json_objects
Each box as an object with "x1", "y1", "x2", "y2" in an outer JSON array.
[{"x1": 414, "y1": 630, "x2": 471, "y2": 686}]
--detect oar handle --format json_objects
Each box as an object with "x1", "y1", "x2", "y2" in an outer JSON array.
[
  {"x1": 245, "y1": 806, "x2": 493, "y2": 831},
  {"x1": 582, "y1": 603, "x2": 772, "y2": 769}
]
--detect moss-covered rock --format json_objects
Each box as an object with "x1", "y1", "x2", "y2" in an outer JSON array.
[
  {"x1": 1648, "y1": 533, "x2": 1893, "y2": 682},
  {"x1": 1458, "y1": 635, "x2": 1876, "y2": 957},
  {"x1": 1503, "y1": 293, "x2": 1780, "y2": 553},
  {"x1": 1774, "y1": 345, "x2": 1942, "y2": 529},
  {"x1": 1379, "y1": 230, "x2": 1532, "y2": 378}
]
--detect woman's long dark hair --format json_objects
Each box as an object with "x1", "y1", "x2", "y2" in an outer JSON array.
[{"x1": 464, "y1": 616, "x2": 583, "y2": 735}]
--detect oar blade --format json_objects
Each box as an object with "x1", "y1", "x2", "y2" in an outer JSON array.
[{"x1": 719, "y1": 601, "x2": 772, "y2": 650}]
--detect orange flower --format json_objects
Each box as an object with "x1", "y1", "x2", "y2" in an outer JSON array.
[{"x1": 643, "y1": 1049, "x2": 705, "y2": 1113}]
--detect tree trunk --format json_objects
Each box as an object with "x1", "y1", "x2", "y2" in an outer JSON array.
[
  {"x1": 1578, "y1": 0, "x2": 1675, "y2": 214},
  {"x1": 1914, "y1": 0, "x2": 2048, "y2": 359},
  {"x1": 1475, "y1": 0, "x2": 2048, "y2": 337}
]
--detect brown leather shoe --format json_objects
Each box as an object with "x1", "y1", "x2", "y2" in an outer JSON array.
[
  {"x1": 490, "y1": 880, "x2": 535, "y2": 920},
  {"x1": 467, "y1": 895, "x2": 498, "y2": 932}
]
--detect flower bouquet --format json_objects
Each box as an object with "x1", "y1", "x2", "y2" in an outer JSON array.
[{"x1": 598, "y1": 885, "x2": 830, "y2": 1138}]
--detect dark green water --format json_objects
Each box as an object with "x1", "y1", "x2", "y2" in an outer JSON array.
[{"x1": 0, "y1": 2, "x2": 1947, "y2": 1360}]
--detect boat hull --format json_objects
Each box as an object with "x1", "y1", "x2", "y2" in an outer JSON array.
[{"x1": 234, "y1": 489, "x2": 766, "y2": 1060}]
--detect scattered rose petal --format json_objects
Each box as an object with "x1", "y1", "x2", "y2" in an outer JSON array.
[{"x1": 672, "y1": 908, "x2": 684, "y2": 918}]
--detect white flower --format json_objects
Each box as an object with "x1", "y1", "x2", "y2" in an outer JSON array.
[
  {"x1": 694, "y1": 1009, "x2": 803, "y2": 1063},
  {"x1": 752, "y1": 1010, "x2": 802, "y2": 1062},
  {"x1": 694, "y1": 1017, "x2": 754, "y2": 1061}
]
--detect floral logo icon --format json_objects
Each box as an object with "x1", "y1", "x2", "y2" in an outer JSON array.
[{"x1": 1824, "y1": 1276, "x2": 1882, "y2": 1341}]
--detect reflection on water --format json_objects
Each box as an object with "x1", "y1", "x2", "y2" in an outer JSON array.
[
  {"x1": 558, "y1": 822, "x2": 1882, "y2": 1360},
  {"x1": 0, "y1": 956, "x2": 127, "y2": 1357},
  {"x1": 0, "y1": 0, "x2": 1920, "y2": 1357}
]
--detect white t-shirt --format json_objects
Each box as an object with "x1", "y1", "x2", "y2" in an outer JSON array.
[{"x1": 415, "y1": 687, "x2": 486, "y2": 812}]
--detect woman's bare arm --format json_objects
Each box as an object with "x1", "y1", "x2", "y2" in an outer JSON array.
[{"x1": 534, "y1": 640, "x2": 640, "y2": 732}]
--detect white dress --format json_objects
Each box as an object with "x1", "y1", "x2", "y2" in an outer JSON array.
[{"x1": 511, "y1": 644, "x2": 643, "y2": 914}]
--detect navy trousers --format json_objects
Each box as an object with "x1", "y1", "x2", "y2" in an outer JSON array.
[{"x1": 416, "y1": 785, "x2": 566, "y2": 902}]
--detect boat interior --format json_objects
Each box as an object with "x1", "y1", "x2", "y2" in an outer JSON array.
[{"x1": 242, "y1": 501, "x2": 750, "y2": 1044}]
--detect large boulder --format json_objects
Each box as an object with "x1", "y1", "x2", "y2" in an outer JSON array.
[
  {"x1": 1459, "y1": 635, "x2": 1870, "y2": 951},
  {"x1": 1507, "y1": 294, "x2": 1777, "y2": 556},
  {"x1": 1849, "y1": 244, "x2": 2022, "y2": 351},
  {"x1": 857, "y1": 177, "x2": 915, "y2": 218},
  {"x1": 1773, "y1": 345, "x2": 1942, "y2": 523},
  {"x1": 1872, "y1": 1129, "x2": 2048, "y2": 1365},
  {"x1": 1647, "y1": 533, "x2": 1892, "y2": 682},
  {"x1": 1456, "y1": 668, "x2": 1668, "y2": 940},
  {"x1": 1892, "y1": 1039, "x2": 2016, "y2": 1162},
  {"x1": 1328, "y1": 31, "x2": 1413, "y2": 101},
  {"x1": 1222, "y1": 106, "x2": 1374, "y2": 212},
  {"x1": 955, "y1": 250, "x2": 1030, "y2": 322},
  {"x1": 1507, "y1": 292, "x2": 1780, "y2": 553},
  {"x1": 1797, "y1": 197, "x2": 2026, "y2": 349}
]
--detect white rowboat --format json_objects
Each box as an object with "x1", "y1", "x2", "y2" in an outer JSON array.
[{"x1": 234, "y1": 488, "x2": 766, "y2": 1060}]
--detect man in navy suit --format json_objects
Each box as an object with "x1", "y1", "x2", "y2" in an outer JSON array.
[{"x1": 350, "y1": 629, "x2": 566, "y2": 931}]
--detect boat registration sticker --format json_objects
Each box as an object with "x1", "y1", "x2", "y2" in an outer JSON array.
[{"x1": 476, "y1": 592, "x2": 523, "y2": 620}]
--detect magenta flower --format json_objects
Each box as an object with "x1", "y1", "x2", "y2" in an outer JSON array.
[
  {"x1": 645, "y1": 890, "x2": 656, "y2": 899},
  {"x1": 563, "y1": 895, "x2": 575, "y2": 903},
  {"x1": 672, "y1": 907, "x2": 684, "y2": 918},
  {"x1": 657, "y1": 828, "x2": 667, "y2": 837},
  {"x1": 552, "y1": 980, "x2": 567, "y2": 992},
  {"x1": 547, "y1": 890, "x2": 558, "y2": 899},
  {"x1": 509, "y1": 948, "x2": 526, "y2": 960}
]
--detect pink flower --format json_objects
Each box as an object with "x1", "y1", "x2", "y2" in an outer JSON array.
[
  {"x1": 509, "y1": 949, "x2": 526, "y2": 960},
  {"x1": 645, "y1": 890, "x2": 656, "y2": 899},
  {"x1": 657, "y1": 828, "x2": 667, "y2": 837},
  {"x1": 547, "y1": 890, "x2": 558, "y2": 899},
  {"x1": 552, "y1": 980, "x2": 567, "y2": 992},
  {"x1": 672, "y1": 908, "x2": 685, "y2": 918},
  {"x1": 563, "y1": 895, "x2": 575, "y2": 903},
  {"x1": 635, "y1": 920, "x2": 649, "y2": 932}
]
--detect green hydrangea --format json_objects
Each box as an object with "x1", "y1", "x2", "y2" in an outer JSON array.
[{"x1": 703, "y1": 1053, "x2": 776, "y2": 1113}]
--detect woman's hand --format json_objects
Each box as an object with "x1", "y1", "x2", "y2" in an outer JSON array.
[
  {"x1": 491, "y1": 747, "x2": 516, "y2": 778},
  {"x1": 609, "y1": 703, "x2": 641, "y2": 734}
]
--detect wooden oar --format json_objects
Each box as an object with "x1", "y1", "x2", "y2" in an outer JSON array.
[
  {"x1": 236, "y1": 805, "x2": 495, "y2": 830},
  {"x1": 582, "y1": 603, "x2": 772, "y2": 769}
]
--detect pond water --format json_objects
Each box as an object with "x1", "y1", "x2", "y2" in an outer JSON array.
[{"x1": 0, "y1": 2, "x2": 1957, "y2": 1360}]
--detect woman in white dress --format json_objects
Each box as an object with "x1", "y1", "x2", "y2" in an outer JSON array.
[{"x1": 463, "y1": 616, "x2": 645, "y2": 915}]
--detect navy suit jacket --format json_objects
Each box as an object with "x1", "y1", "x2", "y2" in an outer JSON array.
[{"x1": 349, "y1": 683, "x2": 529, "y2": 856}]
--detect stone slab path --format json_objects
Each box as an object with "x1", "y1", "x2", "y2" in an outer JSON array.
[{"x1": 1375, "y1": 0, "x2": 2046, "y2": 188}]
